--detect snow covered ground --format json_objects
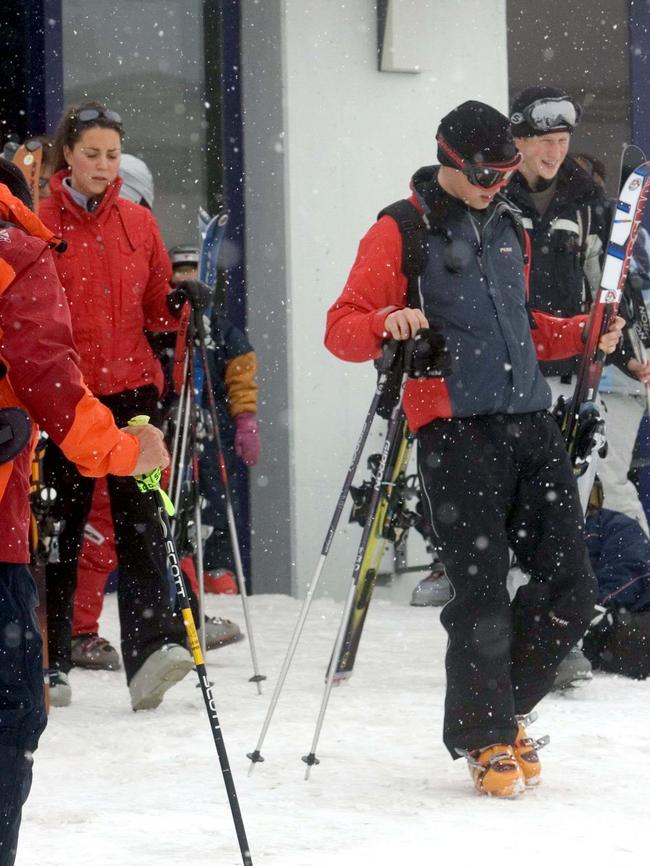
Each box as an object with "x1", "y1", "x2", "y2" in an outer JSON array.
[{"x1": 18, "y1": 583, "x2": 649, "y2": 866}]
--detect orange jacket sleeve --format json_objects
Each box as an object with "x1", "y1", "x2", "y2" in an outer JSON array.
[{"x1": 224, "y1": 351, "x2": 258, "y2": 417}]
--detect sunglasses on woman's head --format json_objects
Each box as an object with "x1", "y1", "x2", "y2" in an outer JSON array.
[{"x1": 74, "y1": 108, "x2": 122, "y2": 125}]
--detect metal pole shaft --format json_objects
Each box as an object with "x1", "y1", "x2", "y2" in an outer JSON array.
[
  {"x1": 246, "y1": 351, "x2": 397, "y2": 767},
  {"x1": 192, "y1": 311, "x2": 266, "y2": 691},
  {"x1": 301, "y1": 363, "x2": 411, "y2": 776}
]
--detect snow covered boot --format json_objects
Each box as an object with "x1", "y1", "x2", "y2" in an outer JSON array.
[
  {"x1": 201, "y1": 615, "x2": 244, "y2": 651},
  {"x1": 514, "y1": 712, "x2": 549, "y2": 787},
  {"x1": 71, "y1": 633, "x2": 121, "y2": 671},
  {"x1": 129, "y1": 644, "x2": 194, "y2": 711},
  {"x1": 410, "y1": 563, "x2": 452, "y2": 607},
  {"x1": 48, "y1": 668, "x2": 72, "y2": 708},
  {"x1": 465, "y1": 744, "x2": 525, "y2": 798},
  {"x1": 552, "y1": 645, "x2": 593, "y2": 690}
]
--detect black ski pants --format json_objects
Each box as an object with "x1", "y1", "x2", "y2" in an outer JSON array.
[
  {"x1": 44, "y1": 385, "x2": 186, "y2": 682},
  {"x1": 0, "y1": 564, "x2": 47, "y2": 866},
  {"x1": 417, "y1": 411, "x2": 597, "y2": 759}
]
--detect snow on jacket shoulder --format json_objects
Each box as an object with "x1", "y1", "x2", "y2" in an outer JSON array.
[
  {"x1": 39, "y1": 171, "x2": 177, "y2": 396},
  {"x1": 0, "y1": 220, "x2": 140, "y2": 563},
  {"x1": 325, "y1": 179, "x2": 586, "y2": 430}
]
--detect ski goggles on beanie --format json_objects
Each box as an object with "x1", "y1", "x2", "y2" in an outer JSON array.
[
  {"x1": 510, "y1": 97, "x2": 581, "y2": 136},
  {"x1": 436, "y1": 133, "x2": 522, "y2": 188}
]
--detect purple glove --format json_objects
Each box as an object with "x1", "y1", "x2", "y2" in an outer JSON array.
[{"x1": 234, "y1": 413, "x2": 260, "y2": 466}]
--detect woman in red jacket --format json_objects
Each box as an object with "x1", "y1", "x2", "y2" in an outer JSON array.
[{"x1": 39, "y1": 102, "x2": 193, "y2": 711}]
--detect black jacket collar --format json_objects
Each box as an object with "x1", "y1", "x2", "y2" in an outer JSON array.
[{"x1": 506, "y1": 155, "x2": 605, "y2": 216}]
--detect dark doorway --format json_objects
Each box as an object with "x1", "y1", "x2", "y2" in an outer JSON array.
[{"x1": 507, "y1": 0, "x2": 631, "y2": 198}]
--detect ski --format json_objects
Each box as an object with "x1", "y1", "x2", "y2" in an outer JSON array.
[
  {"x1": 620, "y1": 144, "x2": 646, "y2": 190},
  {"x1": 13, "y1": 139, "x2": 43, "y2": 210},
  {"x1": 172, "y1": 206, "x2": 229, "y2": 395},
  {"x1": 192, "y1": 208, "x2": 230, "y2": 401},
  {"x1": 198, "y1": 206, "x2": 230, "y2": 292},
  {"x1": 331, "y1": 419, "x2": 415, "y2": 682},
  {"x1": 561, "y1": 154, "x2": 650, "y2": 472}
]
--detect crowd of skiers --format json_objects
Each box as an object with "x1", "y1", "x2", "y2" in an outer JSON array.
[{"x1": 3, "y1": 81, "x2": 650, "y2": 864}]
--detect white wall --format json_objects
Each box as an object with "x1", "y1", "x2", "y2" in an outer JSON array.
[{"x1": 243, "y1": 0, "x2": 509, "y2": 598}]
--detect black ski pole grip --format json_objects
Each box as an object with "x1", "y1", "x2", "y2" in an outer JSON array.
[{"x1": 377, "y1": 338, "x2": 402, "y2": 373}]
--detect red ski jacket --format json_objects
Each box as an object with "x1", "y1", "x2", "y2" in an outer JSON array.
[
  {"x1": 0, "y1": 200, "x2": 141, "y2": 563},
  {"x1": 325, "y1": 191, "x2": 588, "y2": 432},
  {"x1": 39, "y1": 170, "x2": 178, "y2": 397}
]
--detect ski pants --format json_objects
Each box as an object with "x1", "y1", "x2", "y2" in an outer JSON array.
[
  {"x1": 417, "y1": 411, "x2": 597, "y2": 759},
  {"x1": 0, "y1": 564, "x2": 47, "y2": 866},
  {"x1": 44, "y1": 386, "x2": 186, "y2": 682}
]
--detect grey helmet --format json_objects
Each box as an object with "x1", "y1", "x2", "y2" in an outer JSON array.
[
  {"x1": 168, "y1": 243, "x2": 200, "y2": 268},
  {"x1": 119, "y1": 153, "x2": 154, "y2": 209}
]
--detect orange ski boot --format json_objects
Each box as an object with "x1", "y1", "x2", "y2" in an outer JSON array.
[
  {"x1": 514, "y1": 712, "x2": 550, "y2": 787},
  {"x1": 465, "y1": 744, "x2": 525, "y2": 798}
]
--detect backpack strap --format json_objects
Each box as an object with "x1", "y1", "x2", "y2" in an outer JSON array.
[{"x1": 377, "y1": 199, "x2": 429, "y2": 309}]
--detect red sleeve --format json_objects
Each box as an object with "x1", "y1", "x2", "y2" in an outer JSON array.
[
  {"x1": 530, "y1": 310, "x2": 588, "y2": 360},
  {"x1": 324, "y1": 216, "x2": 407, "y2": 362},
  {"x1": 0, "y1": 235, "x2": 139, "y2": 476},
  {"x1": 142, "y1": 211, "x2": 178, "y2": 332}
]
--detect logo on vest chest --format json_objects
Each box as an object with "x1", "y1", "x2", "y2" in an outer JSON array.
[{"x1": 499, "y1": 246, "x2": 513, "y2": 254}]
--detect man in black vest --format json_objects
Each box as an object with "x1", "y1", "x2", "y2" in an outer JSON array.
[{"x1": 325, "y1": 100, "x2": 623, "y2": 798}]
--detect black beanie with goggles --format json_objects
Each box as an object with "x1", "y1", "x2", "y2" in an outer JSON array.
[
  {"x1": 510, "y1": 86, "x2": 582, "y2": 138},
  {"x1": 436, "y1": 100, "x2": 519, "y2": 169}
]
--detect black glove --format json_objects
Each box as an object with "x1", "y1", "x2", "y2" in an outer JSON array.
[
  {"x1": 166, "y1": 279, "x2": 213, "y2": 317},
  {"x1": 573, "y1": 405, "x2": 607, "y2": 466},
  {"x1": 408, "y1": 326, "x2": 453, "y2": 379},
  {"x1": 0, "y1": 408, "x2": 32, "y2": 465}
]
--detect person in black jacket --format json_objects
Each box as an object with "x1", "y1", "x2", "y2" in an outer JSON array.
[{"x1": 507, "y1": 86, "x2": 650, "y2": 523}]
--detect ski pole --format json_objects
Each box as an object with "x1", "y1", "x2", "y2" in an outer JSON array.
[
  {"x1": 191, "y1": 308, "x2": 266, "y2": 693},
  {"x1": 301, "y1": 341, "x2": 414, "y2": 778},
  {"x1": 246, "y1": 339, "x2": 403, "y2": 770},
  {"x1": 129, "y1": 415, "x2": 254, "y2": 866}
]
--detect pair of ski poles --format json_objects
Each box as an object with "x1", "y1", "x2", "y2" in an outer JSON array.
[
  {"x1": 168, "y1": 294, "x2": 265, "y2": 691},
  {"x1": 130, "y1": 416, "x2": 253, "y2": 866},
  {"x1": 247, "y1": 338, "x2": 415, "y2": 776}
]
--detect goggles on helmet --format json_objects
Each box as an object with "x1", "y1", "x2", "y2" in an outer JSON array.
[
  {"x1": 436, "y1": 133, "x2": 522, "y2": 189},
  {"x1": 510, "y1": 97, "x2": 580, "y2": 134}
]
